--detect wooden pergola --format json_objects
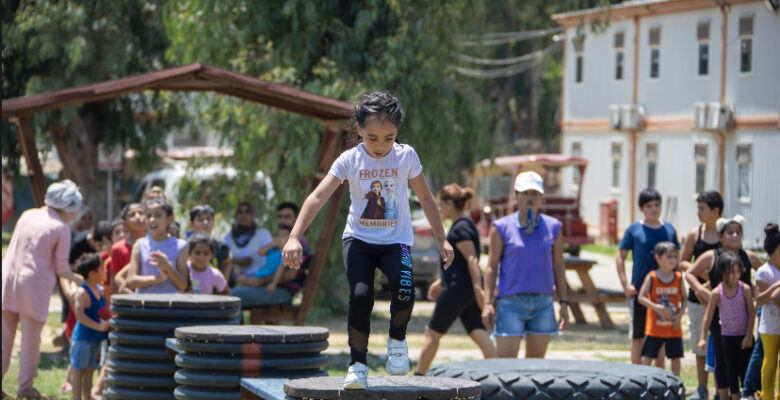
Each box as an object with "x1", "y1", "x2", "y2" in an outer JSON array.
[{"x1": 1, "y1": 62, "x2": 353, "y2": 325}]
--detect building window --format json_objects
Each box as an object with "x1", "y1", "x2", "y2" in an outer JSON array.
[
  {"x1": 573, "y1": 36, "x2": 584, "y2": 83},
  {"x1": 646, "y1": 143, "x2": 658, "y2": 189},
  {"x1": 694, "y1": 144, "x2": 708, "y2": 193},
  {"x1": 611, "y1": 143, "x2": 622, "y2": 189},
  {"x1": 737, "y1": 144, "x2": 752, "y2": 199},
  {"x1": 739, "y1": 16, "x2": 754, "y2": 73},
  {"x1": 571, "y1": 142, "x2": 582, "y2": 187},
  {"x1": 649, "y1": 27, "x2": 661, "y2": 78},
  {"x1": 697, "y1": 21, "x2": 710, "y2": 76},
  {"x1": 614, "y1": 32, "x2": 625, "y2": 81}
]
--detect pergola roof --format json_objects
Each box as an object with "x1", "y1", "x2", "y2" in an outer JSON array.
[{"x1": 2, "y1": 62, "x2": 352, "y2": 121}]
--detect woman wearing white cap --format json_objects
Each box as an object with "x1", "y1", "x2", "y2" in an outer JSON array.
[
  {"x1": 481, "y1": 171, "x2": 569, "y2": 358},
  {"x1": 2, "y1": 180, "x2": 86, "y2": 399}
]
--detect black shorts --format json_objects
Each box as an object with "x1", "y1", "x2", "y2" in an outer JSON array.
[
  {"x1": 641, "y1": 336, "x2": 683, "y2": 359},
  {"x1": 428, "y1": 287, "x2": 485, "y2": 334},
  {"x1": 629, "y1": 296, "x2": 647, "y2": 339}
]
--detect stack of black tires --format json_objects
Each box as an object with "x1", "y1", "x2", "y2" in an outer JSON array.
[
  {"x1": 173, "y1": 325, "x2": 330, "y2": 400},
  {"x1": 103, "y1": 294, "x2": 241, "y2": 400}
]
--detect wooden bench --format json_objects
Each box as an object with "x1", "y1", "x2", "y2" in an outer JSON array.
[{"x1": 559, "y1": 256, "x2": 627, "y2": 329}]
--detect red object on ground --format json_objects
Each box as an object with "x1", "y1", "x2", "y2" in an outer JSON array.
[{"x1": 600, "y1": 199, "x2": 618, "y2": 244}]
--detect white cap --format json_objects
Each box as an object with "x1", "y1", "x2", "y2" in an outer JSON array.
[{"x1": 514, "y1": 171, "x2": 544, "y2": 195}]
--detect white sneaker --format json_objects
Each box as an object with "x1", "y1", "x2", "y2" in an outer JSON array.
[
  {"x1": 343, "y1": 362, "x2": 368, "y2": 390},
  {"x1": 386, "y1": 338, "x2": 410, "y2": 375}
]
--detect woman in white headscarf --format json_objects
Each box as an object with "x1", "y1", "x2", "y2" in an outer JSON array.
[{"x1": 2, "y1": 180, "x2": 86, "y2": 399}]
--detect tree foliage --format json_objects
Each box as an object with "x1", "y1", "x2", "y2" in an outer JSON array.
[{"x1": 2, "y1": 0, "x2": 181, "y2": 218}]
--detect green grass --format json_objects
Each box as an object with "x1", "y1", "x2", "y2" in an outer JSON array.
[
  {"x1": 3, "y1": 311, "x2": 69, "y2": 399},
  {"x1": 583, "y1": 243, "x2": 632, "y2": 261}
]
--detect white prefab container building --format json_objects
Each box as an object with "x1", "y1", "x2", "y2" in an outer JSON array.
[{"x1": 552, "y1": 0, "x2": 780, "y2": 249}]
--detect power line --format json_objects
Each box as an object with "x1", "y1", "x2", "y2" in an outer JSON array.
[
  {"x1": 450, "y1": 43, "x2": 560, "y2": 78},
  {"x1": 458, "y1": 27, "x2": 563, "y2": 47},
  {"x1": 456, "y1": 43, "x2": 559, "y2": 66}
]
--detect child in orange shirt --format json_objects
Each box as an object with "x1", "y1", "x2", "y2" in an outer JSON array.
[{"x1": 638, "y1": 241, "x2": 688, "y2": 376}]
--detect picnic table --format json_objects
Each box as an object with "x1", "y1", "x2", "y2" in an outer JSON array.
[{"x1": 560, "y1": 256, "x2": 626, "y2": 329}]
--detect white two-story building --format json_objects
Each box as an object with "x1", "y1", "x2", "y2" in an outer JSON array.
[{"x1": 552, "y1": 0, "x2": 780, "y2": 248}]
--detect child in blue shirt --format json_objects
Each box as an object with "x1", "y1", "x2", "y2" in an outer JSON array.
[
  {"x1": 70, "y1": 253, "x2": 110, "y2": 400},
  {"x1": 616, "y1": 188, "x2": 680, "y2": 366},
  {"x1": 235, "y1": 225, "x2": 290, "y2": 293}
]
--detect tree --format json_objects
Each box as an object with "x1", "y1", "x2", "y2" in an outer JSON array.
[
  {"x1": 164, "y1": 0, "x2": 492, "y2": 313},
  {"x1": 2, "y1": 0, "x2": 181, "y2": 220}
]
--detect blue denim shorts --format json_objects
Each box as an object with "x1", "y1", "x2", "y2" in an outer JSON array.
[
  {"x1": 70, "y1": 340, "x2": 101, "y2": 371},
  {"x1": 494, "y1": 293, "x2": 558, "y2": 337}
]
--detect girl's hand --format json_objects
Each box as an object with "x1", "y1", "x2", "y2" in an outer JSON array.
[
  {"x1": 266, "y1": 283, "x2": 277, "y2": 293},
  {"x1": 98, "y1": 320, "x2": 110, "y2": 332},
  {"x1": 558, "y1": 304, "x2": 569, "y2": 331},
  {"x1": 149, "y1": 250, "x2": 173, "y2": 272},
  {"x1": 481, "y1": 303, "x2": 495, "y2": 329},
  {"x1": 742, "y1": 335, "x2": 753, "y2": 349},
  {"x1": 673, "y1": 314, "x2": 682, "y2": 330},
  {"x1": 439, "y1": 241, "x2": 455, "y2": 270},
  {"x1": 698, "y1": 338, "x2": 707, "y2": 352},
  {"x1": 427, "y1": 280, "x2": 442, "y2": 301},
  {"x1": 282, "y1": 237, "x2": 303, "y2": 269}
]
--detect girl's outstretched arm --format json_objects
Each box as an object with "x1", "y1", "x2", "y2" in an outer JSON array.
[
  {"x1": 283, "y1": 174, "x2": 342, "y2": 269},
  {"x1": 409, "y1": 173, "x2": 454, "y2": 269}
]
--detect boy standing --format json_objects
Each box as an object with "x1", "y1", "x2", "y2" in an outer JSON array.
[
  {"x1": 616, "y1": 188, "x2": 680, "y2": 365},
  {"x1": 70, "y1": 254, "x2": 110, "y2": 400},
  {"x1": 638, "y1": 242, "x2": 687, "y2": 376},
  {"x1": 678, "y1": 190, "x2": 722, "y2": 399}
]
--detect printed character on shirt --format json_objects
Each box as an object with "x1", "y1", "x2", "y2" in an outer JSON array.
[{"x1": 361, "y1": 180, "x2": 386, "y2": 220}]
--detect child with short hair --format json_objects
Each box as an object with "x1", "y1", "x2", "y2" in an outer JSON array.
[
  {"x1": 110, "y1": 203, "x2": 146, "y2": 296},
  {"x1": 126, "y1": 199, "x2": 189, "y2": 293},
  {"x1": 637, "y1": 241, "x2": 687, "y2": 376},
  {"x1": 699, "y1": 250, "x2": 756, "y2": 400},
  {"x1": 616, "y1": 188, "x2": 680, "y2": 365},
  {"x1": 189, "y1": 204, "x2": 233, "y2": 285},
  {"x1": 70, "y1": 253, "x2": 110, "y2": 400},
  {"x1": 678, "y1": 190, "x2": 722, "y2": 400},
  {"x1": 187, "y1": 233, "x2": 230, "y2": 295}
]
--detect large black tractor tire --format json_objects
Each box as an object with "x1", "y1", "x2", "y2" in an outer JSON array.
[{"x1": 426, "y1": 358, "x2": 685, "y2": 400}]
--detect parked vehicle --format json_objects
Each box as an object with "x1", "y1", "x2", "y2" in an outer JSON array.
[{"x1": 469, "y1": 154, "x2": 592, "y2": 255}]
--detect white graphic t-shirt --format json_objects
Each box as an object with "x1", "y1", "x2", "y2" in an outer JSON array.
[
  {"x1": 756, "y1": 262, "x2": 780, "y2": 335},
  {"x1": 328, "y1": 142, "x2": 423, "y2": 246}
]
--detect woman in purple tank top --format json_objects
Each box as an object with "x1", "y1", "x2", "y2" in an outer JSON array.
[
  {"x1": 126, "y1": 199, "x2": 189, "y2": 294},
  {"x1": 481, "y1": 171, "x2": 570, "y2": 358}
]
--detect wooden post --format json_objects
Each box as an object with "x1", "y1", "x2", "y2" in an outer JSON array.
[
  {"x1": 295, "y1": 125, "x2": 350, "y2": 325},
  {"x1": 10, "y1": 116, "x2": 47, "y2": 207}
]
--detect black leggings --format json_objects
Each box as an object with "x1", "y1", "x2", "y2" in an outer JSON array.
[
  {"x1": 721, "y1": 335, "x2": 753, "y2": 395},
  {"x1": 711, "y1": 308, "x2": 753, "y2": 394},
  {"x1": 344, "y1": 238, "x2": 415, "y2": 365}
]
